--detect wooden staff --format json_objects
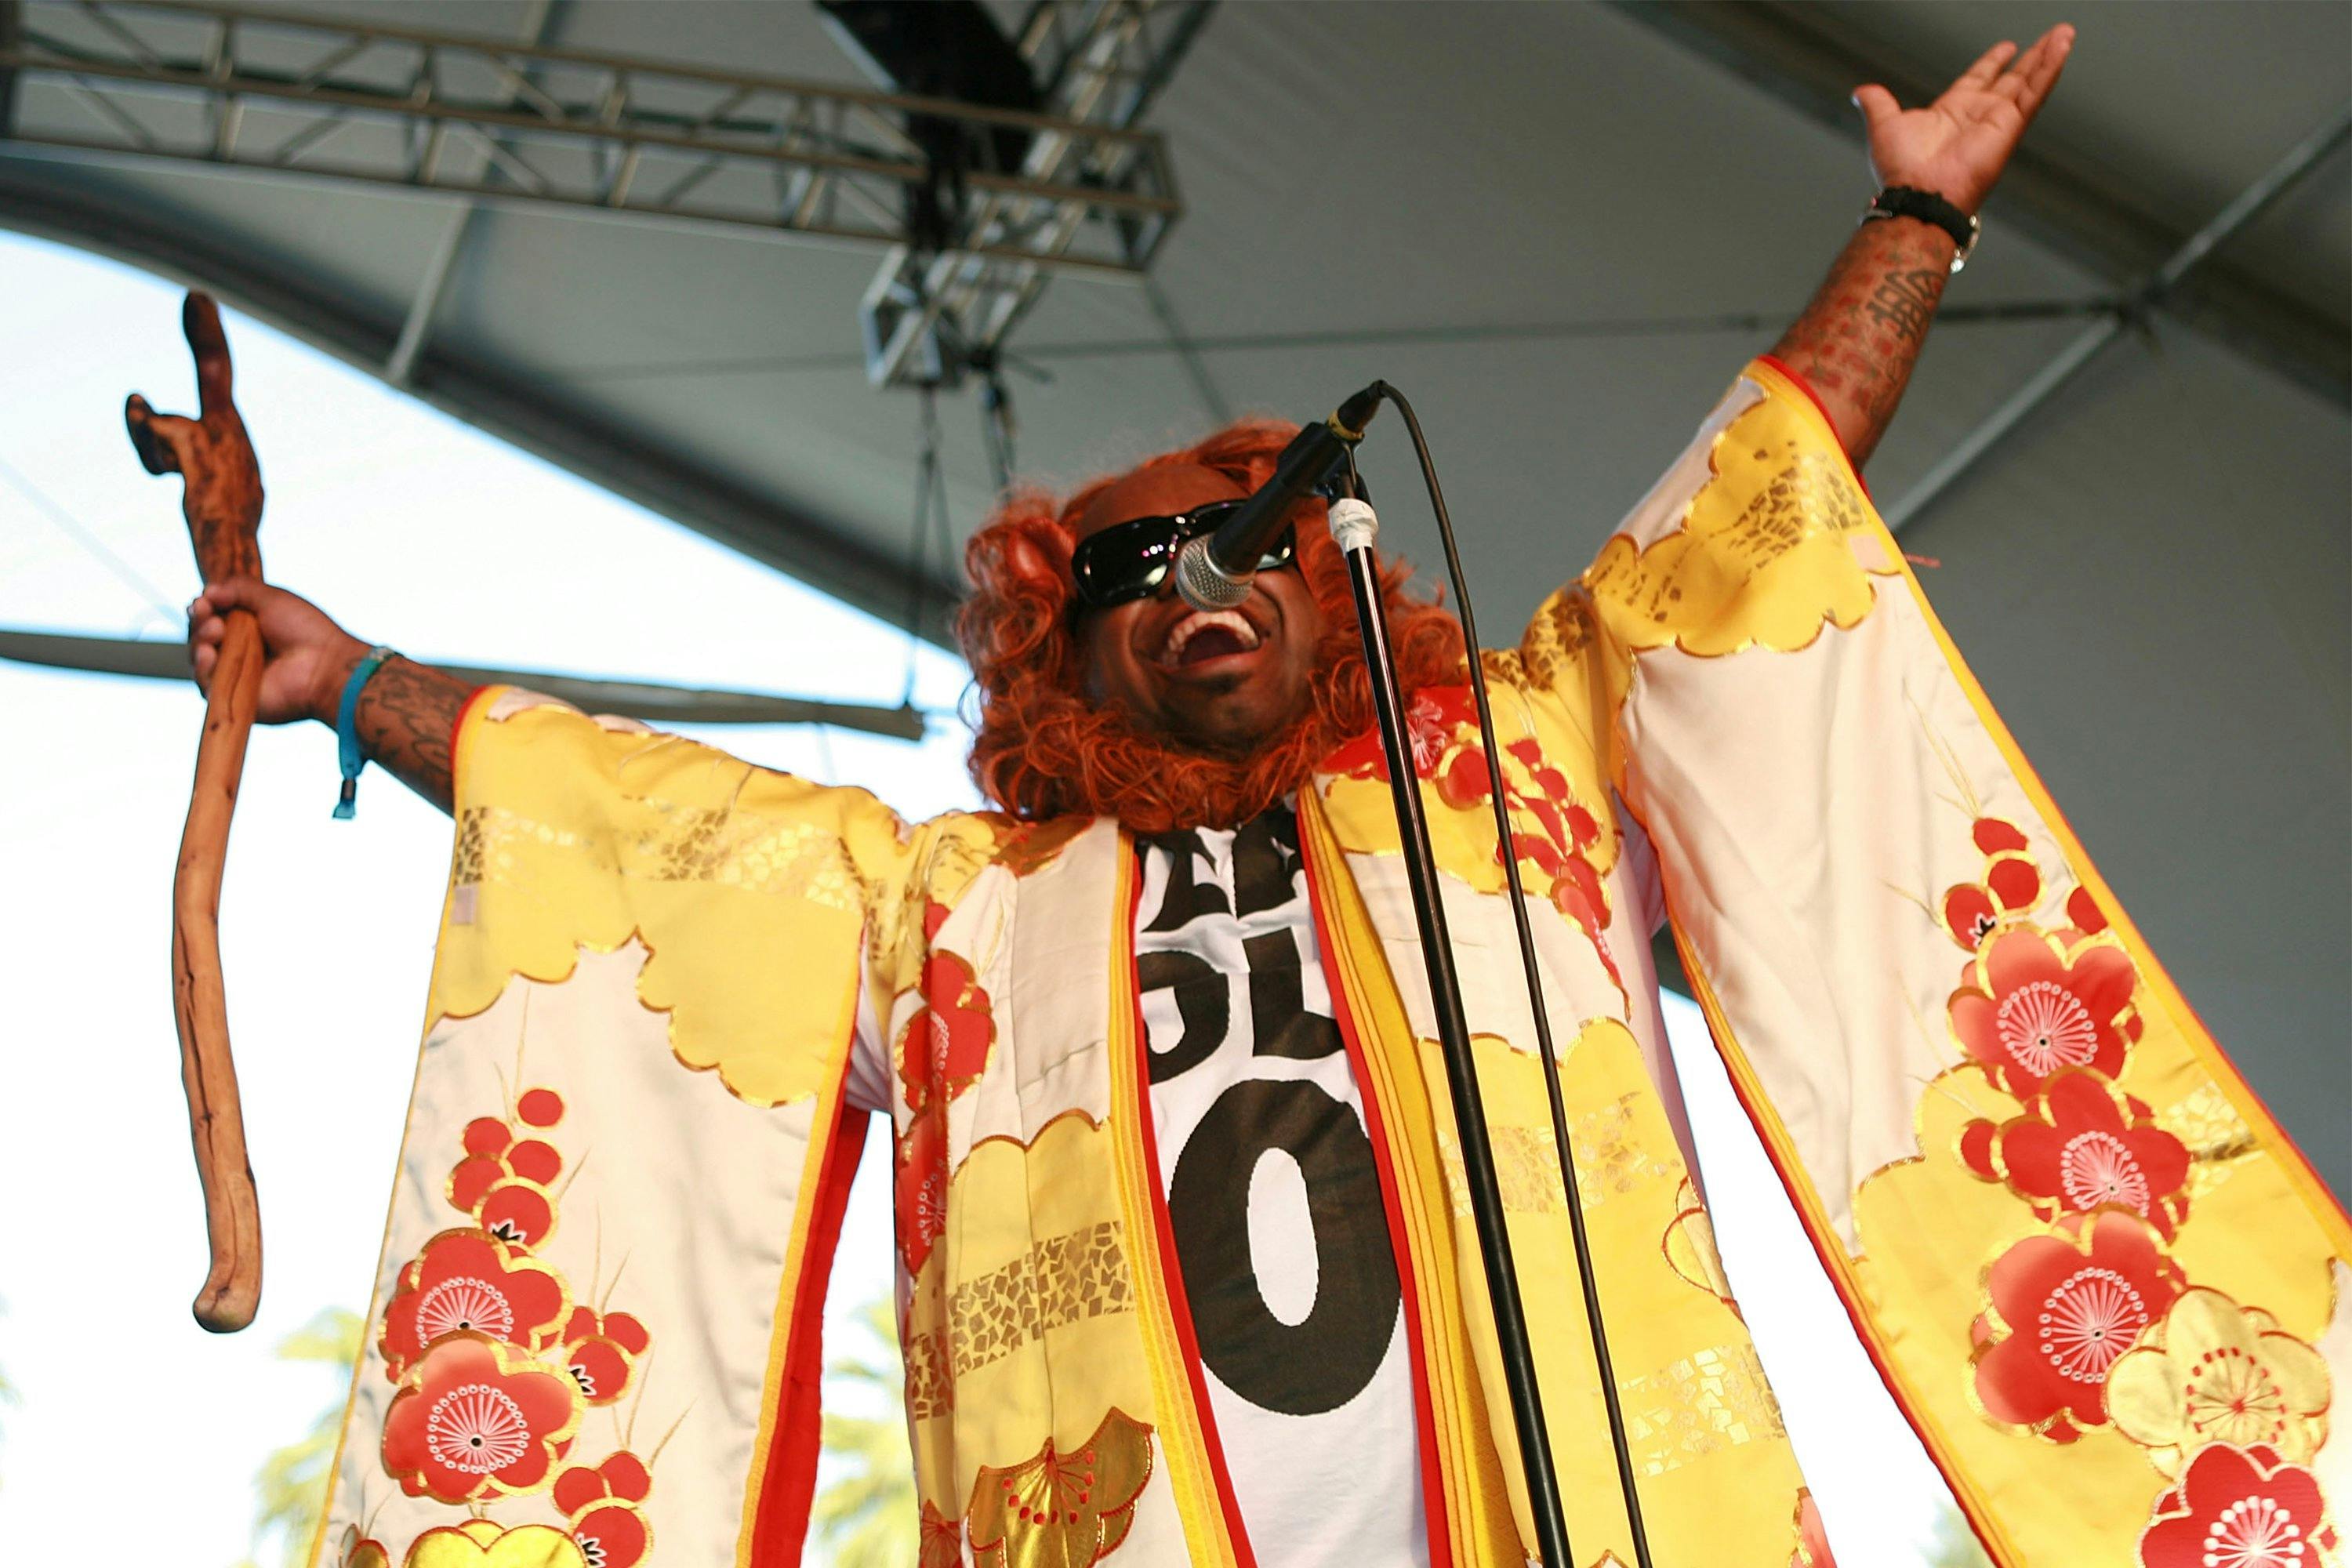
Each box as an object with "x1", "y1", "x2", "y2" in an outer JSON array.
[{"x1": 127, "y1": 292, "x2": 265, "y2": 1333}]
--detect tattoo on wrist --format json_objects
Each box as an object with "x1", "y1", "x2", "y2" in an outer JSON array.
[
  {"x1": 1864, "y1": 267, "x2": 1944, "y2": 339},
  {"x1": 354, "y1": 655, "x2": 470, "y2": 815},
  {"x1": 1769, "y1": 220, "x2": 1954, "y2": 467}
]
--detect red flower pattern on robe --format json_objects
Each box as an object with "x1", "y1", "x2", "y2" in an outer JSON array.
[
  {"x1": 1941, "y1": 825, "x2": 2042, "y2": 951},
  {"x1": 2137, "y1": 1443, "x2": 2336, "y2": 1568},
  {"x1": 554, "y1": 1450, "x2": 654, "y2": 1515},
  {"x1": 1939, "y1": 817, "x2": 2078, "y2": 957},
  {"x1": 2066, "y1": 885, "x2": 2111, "y2": 937},
  {"x1": 898, "y1": 950, "x2": 994, "y2": 1113},
  {"x1": 559, "y1": 1305, "x2": 652, "y2": 1406},
  {"x1": 1324, "y1": 685, "x2": 1479, "y2": 785},
  {"x1": 447, "y1": 1094, "x2": 566, "y2": 1236},
  {"x1": 380, "y1": 1229, "x2": 570, "y2": 1379},
  {"x1": 896, "y1": 1100, "x2": 949, "y2": 1275},
  {"x1": 480, "y1": 1180, "x2": 557, "y2": 1247},
  {"x1": 1992, "y1": 1070, "x2": 2191, "y2": 1236},
  {"x1": 557, "y1": 1447, "x2": 655, "y2": 1563},
  {"x1": 920, "y1": 1501, "x2": 965, "y2": 1568},
  {"x1": 1324, "y1": 688, "x2": 1615, "y2": 954},
  {"x1": 1973, "y1": 818, "x2": 2031, "y2": 857},
  {"x1": 1949, "y1": 927, "x2": 2139, "y2": 1098},
  {"x1": 380, "y1": 1332, "x2": 580, "y2": 1502},
  {"x1": 1975, "y1": 1212, "x2": 2181, "y2": 1434},
  {"x1": 572, "y1": 1503, "x2": 649, "y2": 1568}
]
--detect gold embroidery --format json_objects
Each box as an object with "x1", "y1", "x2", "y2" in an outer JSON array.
[
  {"x1": 1514, "y1": 589, "x2": 1601, "y2": 692},
  {"x1": 630, "y1": 798, "x2": 860, "y2": 908},
  {"x1": 1439, "y1": 1125, "x2": 1563, "y2": 1216},
  {"x1": 905, "y1": 1321, "x2": 956, "y2": 1421},
  {"x1": 453, "y1": 805, "x2": 597, "y2": 887},
  {"x1": 1577, "y1": 1094, "x2": 1674, "y2": 1198},
  {"x1": 454, "y1": 800, "x2": 859, "y2": 909},
  {"x1": 397, "y1": 1519, "x2": 587, "y2": 1566},
  {"x1": 2157, "y1": 1083, "x2": 2258, "y2": 1200},
  {"x1": 1582, "y1": 388, "x2": 1891, "y2": 661},
  {"x1": 968, "y1": 1408, "x2": 1153, "y2": 1568},
  {"x1": 948, "y1": 1221, "x2": 1135, "y2": 1379},
  {"x1": 1437, "y1": 1095, "x2": 1671, "y2": 1218},
  {"x1": 1618, "y1": 1343, "x2": 1788, "y2": 1478}
]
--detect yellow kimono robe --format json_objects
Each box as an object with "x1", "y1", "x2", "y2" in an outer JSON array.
[{"x1": 311, "y1": 361, "x2": 2349, "y2": 1568}]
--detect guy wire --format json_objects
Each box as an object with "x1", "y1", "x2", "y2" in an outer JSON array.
[
  {"x1": 1372, "y1": 380, "x2": 1657, "y2": 1566},
  {"x1": 899, "y1": 383, "x2": 952, "y2": 708}
]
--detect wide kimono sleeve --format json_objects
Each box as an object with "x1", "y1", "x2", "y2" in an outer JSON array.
[
  {"x1": 1570, "y1": 359, "x2": 2352, "y2": 1564},
  {"x1": 310, "y1": 688, "x2": 931, "y2": 1568}
]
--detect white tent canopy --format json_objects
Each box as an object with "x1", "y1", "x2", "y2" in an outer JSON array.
[{"x1": 3, "y1": 0, "x2": 2343, "y2": 1195}]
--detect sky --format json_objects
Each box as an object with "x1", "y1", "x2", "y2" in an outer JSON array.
[{"x1": 0, "y1": 230, "x2": 1968, "y2": 1565}]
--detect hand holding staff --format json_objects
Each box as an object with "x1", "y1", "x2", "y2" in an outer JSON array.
[{"x1": 127, "y1": 292, "x2": 265, "y2": 1333}]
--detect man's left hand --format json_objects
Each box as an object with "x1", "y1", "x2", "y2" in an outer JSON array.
[{"x1": 1857, "y1": 24, "x2": 2074, "y2": 215}]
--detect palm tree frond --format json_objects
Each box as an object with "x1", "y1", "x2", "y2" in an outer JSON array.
[{"x1": 814, "y1": 1294, "x2": 916, "y2": 1568}]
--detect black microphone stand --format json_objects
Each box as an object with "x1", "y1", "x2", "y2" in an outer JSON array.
[
  {"x1": 1323, "y1": 383, "x2": 1662, "y2": 1566},
  {"x1": 1178, "y1": 387, "x2": 1657, "y2": 1564},
  {"x1": 1327, "y1": 478, "x2": 1580, "y2": 1567}
]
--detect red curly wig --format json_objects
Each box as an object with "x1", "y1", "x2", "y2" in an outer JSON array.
[{"x1": 957, "y1": 419, "x2": 1467, "y2": 833}]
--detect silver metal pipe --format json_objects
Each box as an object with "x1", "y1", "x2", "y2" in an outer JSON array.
[
  {"x1": 1886, "y1": 99, "x2": 2351, "y2": 532},
  {"x1": 0, "y1": 629, "x2": 929, "y2": 739}
]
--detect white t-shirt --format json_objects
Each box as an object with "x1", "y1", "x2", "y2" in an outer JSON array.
[{"x1": 1134, "y1": 808, "x2": 1429, "y2": 1566}]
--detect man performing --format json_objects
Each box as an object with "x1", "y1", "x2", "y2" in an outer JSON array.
[{"x1": 153, "y1": 24, "x2": 2350, "y2": 1568}]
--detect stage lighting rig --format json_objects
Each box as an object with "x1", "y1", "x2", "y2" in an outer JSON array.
[
  {"x1": 0, "y1": 0, "x2": 1210, "y2": 390},
  {"x1": 837, "y1": 0, "x2": 1214, "y2": 390}
]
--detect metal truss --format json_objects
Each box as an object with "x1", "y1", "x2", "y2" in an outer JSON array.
[
  {"x1": 0, "y1": 0, "x2": 1197, "y2": 383},
  {"x1": 1883, "y1": 100, "x2": 2352, "y2": 532},
  {"x1": 859, "y1": 0, "x2": 1214, "y2": 388}
]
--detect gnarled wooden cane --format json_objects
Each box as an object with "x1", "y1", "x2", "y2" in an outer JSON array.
[{"x1": 128, "y1": 292, "x2": 266, "y2": 1333}]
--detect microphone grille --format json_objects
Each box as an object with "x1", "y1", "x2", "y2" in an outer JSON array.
[{"x1": 1173, "y1": 538, "x2": 1253, "y2": 612}]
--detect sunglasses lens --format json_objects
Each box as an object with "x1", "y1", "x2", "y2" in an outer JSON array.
[
  {"x1": 1072, "y1": 501, "x2": 1293, "y2": 609},
  {"x1": 1074, "y1": 518, "x2": 1173, "y2": 608}
]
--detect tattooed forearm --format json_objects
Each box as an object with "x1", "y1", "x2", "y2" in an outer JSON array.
[
  {"x1": 351, "y1": 655, "x2": 474, "y2": 816},
  {"x1": 1770, "y1": 216, "x2": 1958, "y2": 467}
]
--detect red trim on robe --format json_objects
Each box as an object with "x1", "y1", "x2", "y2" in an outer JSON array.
[
  {"x1": 450, "y1": 683, "x2": 494, "y2": 780},
  {"x1": 1126, "y1": 862, "x2": 1262, "y2": 1568},
  {"x1": 748, "y1": 1101, "x2": 869, "y2": 1562},
  {"x1": 1299, "y1": 829, "x2": 1456, "y2": 1568}
]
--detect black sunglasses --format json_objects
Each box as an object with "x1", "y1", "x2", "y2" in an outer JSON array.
[{"x1": 1069, "y1": 499, "x2": 1296, "y2": 612}]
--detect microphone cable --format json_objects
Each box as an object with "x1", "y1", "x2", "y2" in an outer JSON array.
[{"x1": 1356, "y1": 380, "x2": 1657, "y2": 1568}]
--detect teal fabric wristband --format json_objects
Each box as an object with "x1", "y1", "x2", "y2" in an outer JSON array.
[{"x1": 333, "y1": 645, "x2": 397, "y2": 820}]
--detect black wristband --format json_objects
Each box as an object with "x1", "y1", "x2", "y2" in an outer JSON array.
[{"x1": 1866, "y1": 185, "x2": 1980, "y2": 271}]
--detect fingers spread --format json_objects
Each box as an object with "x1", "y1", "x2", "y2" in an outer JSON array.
[
  {"x1": 183, "y1": 292, "x2": 237, "y2": 417},
  {"x1": 1956, "y1": 39, "x2": 2016, "y2": 90},
  {"x1": 2017, "y1": 24, "x2": 2074, "y2": 107}
]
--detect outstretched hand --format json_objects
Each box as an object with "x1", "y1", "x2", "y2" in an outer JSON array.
[
  {"x1": 126, "y1": 292, "x2": 264, "y2": 583},
  {"x1": 1857, "y1": 24, "x2": 2074, "y2": 215}
]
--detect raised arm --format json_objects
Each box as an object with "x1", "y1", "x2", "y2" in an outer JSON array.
[
  {"x1": 187, "y1": 578, "x2": 472, "y2": 817},
  {"x1": 1770, "y1": 25, "x2": 2073, "y2": 467},
  {"x1": 131, "y1": 301, "x2": 476, "y2": 818}
]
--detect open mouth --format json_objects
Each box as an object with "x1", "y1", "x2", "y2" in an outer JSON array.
[{"x1": 1157, "y1": 608, "x2": 1264, "y2": 669}]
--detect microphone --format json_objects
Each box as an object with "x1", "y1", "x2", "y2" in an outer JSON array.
[{"x1": 1174, "y1": 384, "x2": 1382, "y2": 612}]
